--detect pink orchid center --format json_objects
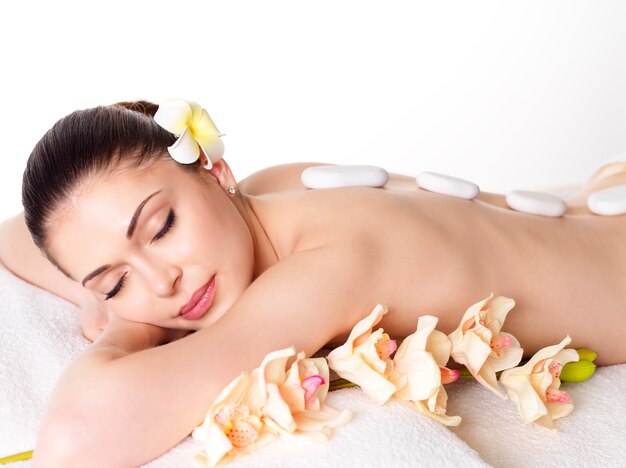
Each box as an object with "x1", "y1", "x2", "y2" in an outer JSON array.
[
  {"x1": 440, "y1": 367, "x2": 460, "y2": 384},
  {"x1": 214, "y1": 405, "x2": 260, "y2": 447},
  {"x1": 548, "y1": 361, "x2": 563, "y2": 379},
  {"x1": 301, "y1": 375, "x2": 326, "y2": 403},
  {"x1": 490, "y1": 334, "x2": 511, "y2": 351},
  {"x1": 375, "y1": 334, "x2": 398, "y2": 360},
  {"x1": 546, "y1": 387, "x2": 571, "y2": 404}
]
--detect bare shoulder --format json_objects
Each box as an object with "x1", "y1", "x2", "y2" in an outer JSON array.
[
  {"x1": 218, "y1": 240, "x2": 378, "y2": 353},
  {"x1": 238, "y1": 162, "x2": 333, "y2": 197}
]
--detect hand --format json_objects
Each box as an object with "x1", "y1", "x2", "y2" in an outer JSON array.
[
  {"x1": 99, "y1": 312, "x2": 193, "y2": 351},
  {"x1": 79, "y1": 293, "x2": 192, "y2": 346},
  {"x1": 78, "y1": 293, "x2": 111, "y2": 343}
]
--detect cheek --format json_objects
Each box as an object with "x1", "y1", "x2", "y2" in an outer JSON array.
[
  {"x1": 175, "y1": 202, "x2": 229, "y2": 257},
  {"x1": 176, "y1": 216, "x2": 217, "y2": 258},
  {"x1": 110, "y1": 287, "x2": 155, "y2": 322}
]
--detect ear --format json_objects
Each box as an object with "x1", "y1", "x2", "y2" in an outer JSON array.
[{"x1": 202, "y1": 157, "x2": 237, "y2": 193}]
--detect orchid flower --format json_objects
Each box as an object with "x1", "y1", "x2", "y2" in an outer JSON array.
[
  {"x1": 326, "y1": 305, "x2": 461, "y2": 426},
  {"x1": 326, "y1": 304, "x2": 399, "y2": 405},
  {"x1": 154, "y1": 98, "x2": 225, "y2": 169},
  {"x1": 192, "y1": 346, "x2": 351, "y2": 467},
  {"x1": 265, "y1": 351, "x2": 352, "y2": 441},
  {"x1": 390, "y1": 315, "x2": 462, "y2": 426},
  {"x1": 499, "y1": 336, "x2": 579, "y2": 429},
  {"x1": 191, "y1": 370, "x2": 276, "y2": 467},
  {"x1": 448, "y1": 293, "x2": 523, "y2": 398}
]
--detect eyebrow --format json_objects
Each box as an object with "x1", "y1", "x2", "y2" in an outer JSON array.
[
  {"x1": 81, "y1": 265, "x2": 111, "y2": 287},
  {"x1": 126, "y1": 190, "x2": 162, "y2": 239},
  {"x1": 81, "y1": 190, "x2": 161, "y2": 287}
]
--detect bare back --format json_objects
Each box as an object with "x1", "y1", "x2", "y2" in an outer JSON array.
[{"x1": 240, "y1": 162, "x2": 626, "y2": 365}]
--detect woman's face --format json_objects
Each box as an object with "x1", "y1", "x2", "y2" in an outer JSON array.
[{"x1": 47, "y1": 158, "x2": 255, "y2": 330}]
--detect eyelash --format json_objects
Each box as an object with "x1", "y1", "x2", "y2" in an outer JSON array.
[
  {"x1": 105, "y1": 272, "x2": 127, "y2": 300},
  {"x1": 151, "y1": 209, "x2": 176, "y2": 243},
  {"x1": 104, "y1": 209, "x2": 176, "y2": 300}
]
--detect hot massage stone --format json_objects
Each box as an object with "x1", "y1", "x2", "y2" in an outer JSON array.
[
  {"x1": 505, "y1": 190, "x2": 567, "y2": 217},
  {"x1": 301, "y1": 165, "x2": 389, "y2": 189},
  {"x1": 587, "y1": 184, "x2": 626, "y2": 216},
  {"x1": 415, "y1": 171, "x2": 480, "y2": 200}
]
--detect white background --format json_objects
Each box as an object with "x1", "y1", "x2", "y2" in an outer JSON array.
[{"x1": 0, "y1": 0, "x2": 624, "y2": 220}]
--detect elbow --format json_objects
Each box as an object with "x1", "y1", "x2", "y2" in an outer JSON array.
[
  {"x1": 33, "y1": 417, "x2": 132, "y2": 468},
  {"x1": 32, "y1": 420, "x2": 97, "y2": 468},
  {"x1": 31, "y1": 374, "x2": 137, "y2": 468}
]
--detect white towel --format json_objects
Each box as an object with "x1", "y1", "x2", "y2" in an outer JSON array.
[{"x1": 1, "y1": 264, "x2": 625, "y2": 467}]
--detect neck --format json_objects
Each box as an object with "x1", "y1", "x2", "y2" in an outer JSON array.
[{"x1": 231, "y1": 192, "x2": 280, "y2": 281}]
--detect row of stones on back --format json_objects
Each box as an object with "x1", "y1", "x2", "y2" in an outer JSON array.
[{"x1": 300, "y1": 165, "x2": 626, "y2": 216}]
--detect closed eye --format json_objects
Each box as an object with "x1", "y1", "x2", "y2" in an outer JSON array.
[
  {"x1": 151, "y1": 209, "x2": 176, "y2": 243},
  {"x1": 105, "y1": 272, "x2": 127, "y2": 300},
  {"x1": 102, "y1": 209, "x2": 175, "y2": 300}
]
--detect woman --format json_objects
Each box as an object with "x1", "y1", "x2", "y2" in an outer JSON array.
[{"x1": 1, "y1": 100, "x2": 624, "y2": 466}]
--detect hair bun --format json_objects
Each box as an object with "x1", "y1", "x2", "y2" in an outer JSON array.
[{"x1": 111, "y1": 100, "x2": 159, "y2": 117}]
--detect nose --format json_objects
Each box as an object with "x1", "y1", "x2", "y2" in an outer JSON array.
[{"x1": 134, "y1": 255, "x2": 182, "y2": 297}]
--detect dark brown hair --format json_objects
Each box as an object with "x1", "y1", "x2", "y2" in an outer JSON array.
[{"x1": 21, "y1": 100, "x2": 184, "y2": 263}]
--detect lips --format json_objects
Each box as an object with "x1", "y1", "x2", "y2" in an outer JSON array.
[{"x1": 179, "y1": 275, "x2": 216, "y2": 320}]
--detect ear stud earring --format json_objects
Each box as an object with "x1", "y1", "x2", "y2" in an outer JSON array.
[{"x1": 228, "y1": 185, "x2": 237, "y2": 195}]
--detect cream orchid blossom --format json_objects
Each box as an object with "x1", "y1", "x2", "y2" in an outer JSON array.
[
  {"x1": 192, "y1": 346, "x2": 351, "y2": 467},
  {"x1": 326, "y1": 305, "x2": 461, "y2": 426},
  {"x1": 265, "y1": 351, "x2": 352, "y2": 441},
  {"x1": 191, "y1": 371, "x2": 276, "y2": 468},
  {"x1": 390, "y1": 315, "x2": 462, "y2": 426},
  {"x1": 326, "y1": 304, "x2": 399, "y2": 405},
  {"x1": 448, "y1": 293, "x2": 523, "y2": 398},
  {"x1": 154, "y1": 98, "x2": 225, "y2": 169},
  {"x1": 499, "y1": 336, "x2": 579, "y2": 429}
]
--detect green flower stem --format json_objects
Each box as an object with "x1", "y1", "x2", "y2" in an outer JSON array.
[
  {"x1": 329, "y1": 378, "x2": 358, "y2": 391},
  {"x1": 0, "y1": 450, "x2": 33, "y2": 464},
  {"x1": 459, "y1": 368, "x2": 504, "y2": 380}
]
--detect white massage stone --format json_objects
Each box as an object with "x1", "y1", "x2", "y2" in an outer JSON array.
[
  {"x1": 301, "y1": 165, "x2": 389, "y2": 189},
  {"x1": 505, "y1": 190, "x2": 567, "y2": 217},
  {"x1": 587, "y1": 184, "x2": 626, "y2": 216},
  {"x1": 416, "y1": 171, "x2": 480, "y2": 199}
]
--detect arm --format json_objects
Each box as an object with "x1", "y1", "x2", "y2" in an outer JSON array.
[
  {"x1": 0, "y1": 213, "x2": 109, "y2": 341},
  {"x1": 32, "y1": 244, "x2": 375, "y2": 467}
]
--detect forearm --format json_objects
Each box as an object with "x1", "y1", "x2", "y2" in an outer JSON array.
[
  {"x1": 32, "y1": 319, "x2": 172, "y2": 467},
  {"x1": 0, "y1": 213, "x2": 85, "y2": 307},
  {"x1": 36, "y1": 321, "x2": 338, "y2": 466},
  {"x1": 33, "y1": 317, "x2": 281, "y2": 467},
  {"x1": 0, "y1": 213, "x2": 112, "y2": 341},
  {"x1": 34, "y1": 319, "x2": 284, "y2": 467}
]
